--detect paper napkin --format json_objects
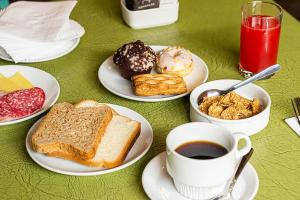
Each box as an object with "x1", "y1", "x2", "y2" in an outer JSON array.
[
  {"x1": 0, "y1": 1, "x2": 84, "y2": 42},
  {"x1": 0, "y1": 33, "x2": 77, "y2": 63},
  {"x1": 0, "y1": 1, "x2": 85, "y2": 63},
  {"x1": 285, "y1": 117, "x2": 300, "y2": 136}
]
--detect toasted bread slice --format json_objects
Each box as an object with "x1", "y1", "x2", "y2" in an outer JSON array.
[
  {"x1": 47, "y1": 100, "x2": 141, "y2": 168},
  {"x1": 31, "y1": 102, "x2": 113, "y2": 160}
]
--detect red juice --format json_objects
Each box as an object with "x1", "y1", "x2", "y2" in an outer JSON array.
[{"x1": 239, "y1": 15, "x2": 281, "y2": 73}]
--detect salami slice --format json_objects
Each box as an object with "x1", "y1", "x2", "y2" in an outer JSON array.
[{"x1": 0, "y1": 87, "x2": 45, "y2": 121}]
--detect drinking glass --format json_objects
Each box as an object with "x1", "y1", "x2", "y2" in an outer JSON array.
[{"x1": 239, "y1": 1, "x2": 283, "y2": 78}]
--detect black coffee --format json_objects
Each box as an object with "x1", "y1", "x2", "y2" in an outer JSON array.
[{"x1": 175, "y1": 141, "x2": 228, "y2": 160}]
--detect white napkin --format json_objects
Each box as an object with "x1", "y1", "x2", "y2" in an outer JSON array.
[
  {"x1": 0, "y1": 1, "x2": 85, "y2": 63},
  {"x1": 0, "y1": 32, "x2": 77, "y2": 63},
  {"x1": 285, "y1": 117, "x2": 300, "y2": 136},
  {"x1": 0, "y1": 1, "x2": 84, "y2": 42}
]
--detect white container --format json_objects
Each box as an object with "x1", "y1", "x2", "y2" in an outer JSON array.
[
  {"x1": 190, "y1": 79, "x2": 271, "y2": 136},
  {"x1": 121, "y1": 0, "x2": 179, "y2": 29}
]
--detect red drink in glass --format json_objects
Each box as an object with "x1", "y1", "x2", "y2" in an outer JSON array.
[{"x1": 239, "y1": 2, "x2": 282, "y2": 77}]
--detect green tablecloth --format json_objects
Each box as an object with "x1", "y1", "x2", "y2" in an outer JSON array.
[{"x1": 0, "y1": 0, "x2": 299, "y2": 199}]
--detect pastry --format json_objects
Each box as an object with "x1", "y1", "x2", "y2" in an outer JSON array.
[
  {"x1": 113, "y1": 40, "x2": 157, "y2": 80},
  {"x1": 156, "y1": 46, "x2": 193, "y2": 76},
  {"x1": 132, "y1": 74, "x2": 187, "y2": 96}
]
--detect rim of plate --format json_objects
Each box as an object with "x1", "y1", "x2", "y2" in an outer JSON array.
[
  {"x1": 142, "y1": 152, "x2": 259, "y2": 200},
  {"x1": 0, "y1": 65, "x2": 60, "y2": 126},
  {"x1": 0, "y1": 38, "x2": 80, "y2": 63},
  {"x1": 245, "y1": 163, "x2": 259, "y2": 200},
  {"x1": 141, "y1": 152, "x2": 165, "y2": 199},
  {"x1": 26, "y1": 104, "x2": 153, "y2": 176},
  {"x1": 98, "y1": 45, "x2": 209, "y2": 102}
]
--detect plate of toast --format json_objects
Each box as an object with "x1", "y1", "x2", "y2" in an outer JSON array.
[
  {"x1": 26, "y1": 100, "x2": 153, "y2": 176},
  {"x1": 98, "y1": 41, "x2": 209, "y2": 102}
]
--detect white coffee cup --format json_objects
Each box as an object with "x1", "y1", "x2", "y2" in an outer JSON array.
[{"x1": 166, "y1": 122, "x2": 252, "y2": 200}]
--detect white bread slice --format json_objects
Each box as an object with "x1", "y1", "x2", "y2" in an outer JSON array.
[
  {"x1": 47, "y1": 100, "x2": 141, "y2": 168},
  {"x1": 74, "y1": 100, "x2": 118, "y2": 115}
]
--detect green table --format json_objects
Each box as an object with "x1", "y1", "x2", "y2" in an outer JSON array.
[{"x1": 0, "y1": 0, "x2": 299, "y2": 199}]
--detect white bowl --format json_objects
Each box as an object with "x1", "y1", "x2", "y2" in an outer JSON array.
[
  {"x1": 120, "y1": 0, "x2": 179, "y2": 29},
  {"x1": 190, "y1": 79, "x2": 271, "y2": 136}
]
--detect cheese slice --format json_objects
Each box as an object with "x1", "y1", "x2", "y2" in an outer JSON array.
[
  {"x1": 0, "y1": 74, "x2": 17, "y2": 92},
  {"x1": 9, "y1": 72, "x2": 33, "y2": 89},
  {"x1": 0, "y1": 72, "x2": 33, "y2": 92}
]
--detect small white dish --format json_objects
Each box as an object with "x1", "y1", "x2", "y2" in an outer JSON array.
[
  {"x1": 0, "y1": 65, "x2": 60, "y2": 126},
  {"x1": 121, "y1": 0, "x2": 179, "y2": 29},
  {"x1": 0, "y1": 38, "x2": 80, "y2": 63},
  {"x1": 98, "y1": 45, "x2": 209, "y2": 102},
  {"x1": 26, "y1": 104, "x2": 153, "y2": 176},
  {"x1": 142, "y1": 152, "x2": 259, "y2": 200},
  {"x1": 190, "y1": 79, "x2": 271, "y2": 135}
]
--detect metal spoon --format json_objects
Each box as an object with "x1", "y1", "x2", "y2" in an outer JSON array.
[
  {"x1": 212, "y1": 148, "x2": 254, "y2": 200},
  {"x1": 197, "y1": 64, "x2": 280, "y2": 104}
]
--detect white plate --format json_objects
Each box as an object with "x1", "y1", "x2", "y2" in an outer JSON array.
[
  {"x1": 26, "y1": 104, "x2": 153, "y2": 176},
  {"x1": 0, "y1": 38, "x2": 80, "y2": 63},
  {"x1": 98, "y1": 46, "x2": 209, "y2": 102},
  {"x1": 142, "y1": 152, "x2": 259, "y2": 200},
  {"x1": 0, "y1": 65, "x2": 60, "y2": 126}
]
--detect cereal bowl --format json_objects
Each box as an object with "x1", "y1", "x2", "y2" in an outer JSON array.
[{"x1": 190, "y1": 79, "x2": 271, "y2": 135}]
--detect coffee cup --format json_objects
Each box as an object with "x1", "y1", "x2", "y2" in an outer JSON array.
[{"x1": 166, "y1": 122, "x2": 252, "y2": 200}]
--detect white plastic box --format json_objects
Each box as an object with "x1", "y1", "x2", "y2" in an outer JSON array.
[{"x1": 121, "y1": 0, "x2": 179, "y2": 29}]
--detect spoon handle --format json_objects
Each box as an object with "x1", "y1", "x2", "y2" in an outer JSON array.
[
  {"x1": 234, "y1": 148, "x2": 254, "y2": 180},
  {"x1": 225, "y1": 64, "x2": 280, "y2": 93},
  {"x1": 229, "y1": 148, "x2": 254, "y2": 193},
  {"x1": 211, "y1": 148, "x2": 254, "y2": 200}
]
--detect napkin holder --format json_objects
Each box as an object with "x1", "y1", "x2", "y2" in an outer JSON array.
[{"x1": 121, "y1": 0, "x2": 179, "y2": 29}]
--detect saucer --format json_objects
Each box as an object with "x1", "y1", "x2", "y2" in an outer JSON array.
[
  {"x1": 98, "y1": 45, "x2": 208, "y2": 102},
  {"x1": 142, "y1": 152, "x2": 259, "y2": 200}
]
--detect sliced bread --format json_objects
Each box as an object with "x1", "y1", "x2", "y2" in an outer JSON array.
[
  {"x1": 31, "y1": 102, "x2": 113, "y2": 160},
  {"x1": 47, "y1": 100, "x2": 141, "y2": 168},
  {"x1": 74, "y1": 100, "x2": 118, "y2": 115}
]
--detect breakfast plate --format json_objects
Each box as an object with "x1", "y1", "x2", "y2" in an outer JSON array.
[
  {"x1": 26, "y1": 104, "x2": 153, "y2": 176},
  {"x1": 142, "y1": 152, "x2": 259, "y2": 200},
  {"x1": 0, "y1": 38, "x2": 80, "y2": 63},
  {"x1": 98, "y1": 46, "x2": 209, "y2": 102},
  {"x1": 0, "y1": 65, "x2": 60, "y2": 126}
]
